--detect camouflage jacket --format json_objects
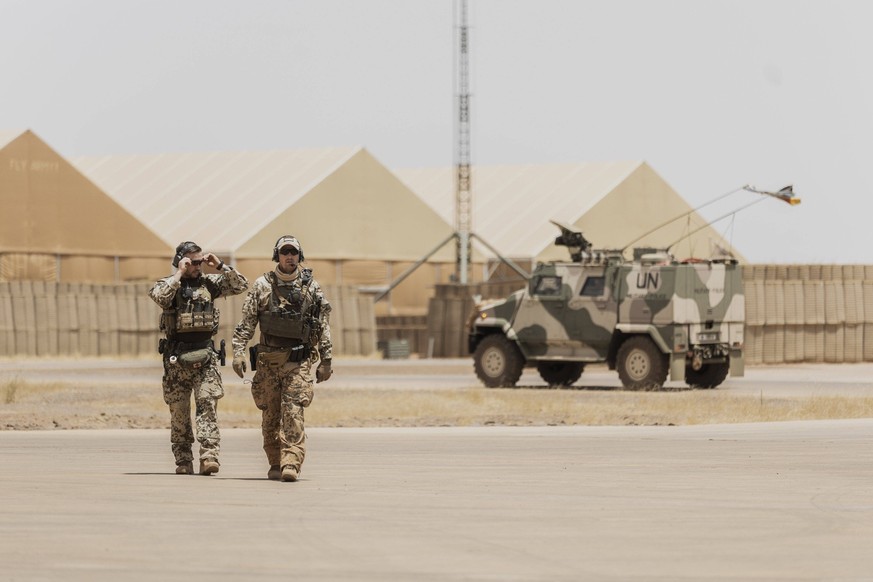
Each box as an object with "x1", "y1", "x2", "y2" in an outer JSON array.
[
  {"x1": 232, "y1": 269, "x2": 332, "y2": 361},
  {"x1": 148, "y1": 267, "x2": 249, "y2": 339}
]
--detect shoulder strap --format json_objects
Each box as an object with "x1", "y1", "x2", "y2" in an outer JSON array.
[
  {"x1": 203, "y1": 276, "x2": 222, "y2": 299},
  {"x1": 266, "y1": 271, "x2": 280, "y2": 293}
]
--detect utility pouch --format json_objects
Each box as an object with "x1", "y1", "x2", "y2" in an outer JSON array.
[
  {"x1": 158, "y1": 338, "x2": 167, "y2": 355},
  {"x1": 177, "y1": 348, "x2": 212, "y2": 369},
  {"x1": 289, "y1": 344, "x2": 311, "y2": 363},
  {"x1": 249, "y1": 346, "x2": 258, "y2": 371},
  {"x1": 258, "y1": 348, "x2": 290, "y2": 369}
]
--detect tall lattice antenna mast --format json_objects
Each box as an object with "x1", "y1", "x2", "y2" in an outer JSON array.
[{"x1": 454, "y1": 0, "x2": 472, "y2": 284}]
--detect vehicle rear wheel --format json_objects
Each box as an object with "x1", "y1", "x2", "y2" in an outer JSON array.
[
  {"x1": 473, "y1": 334, "x2": 524, "y2": 388},
  {"x1": 685, "y1": 362, "x2": 729, "y2": 389},
  {"x1": 616, "y1": 336, "x2": 669, "y2": 390},
  {"x1": 536, "y1": 361, "x2": 584, "y2": 386}
]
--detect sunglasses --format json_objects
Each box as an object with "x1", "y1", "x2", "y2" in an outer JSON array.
[
  {"x1": 279, "y1": 248, "x2": 299, "y2": 256},
  {"x1": 189, "y1": 259, "x2": 204, "y2": 266}
]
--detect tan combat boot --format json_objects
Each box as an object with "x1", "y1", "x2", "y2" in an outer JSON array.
[
  {"x1": 267, "y1": 465, "x2": 281, "y2": 480},
  {"x1": 281, "y1": 465, "x2": 298, "y2": 482},
  {"x1": 176, "y1": 461, "x2": 194, "y2": 475},
  {"x1": 199, "y1": 459, "x2": 220, "y2": 476}
]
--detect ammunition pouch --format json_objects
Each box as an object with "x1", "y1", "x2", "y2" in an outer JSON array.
[
  {"x1": 176, "y1": 306, "x2": 217, "y2": 334},
  {"x1": 289, "y1": 343, "x2": 310, "y2": 363},
  {"x1": 158, "y1": 338, "x2": 167, "y2": 355}
]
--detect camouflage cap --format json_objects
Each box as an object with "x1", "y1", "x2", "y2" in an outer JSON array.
[{"x1": 275, "y1": 236, "x2": 300, "y2": 251}]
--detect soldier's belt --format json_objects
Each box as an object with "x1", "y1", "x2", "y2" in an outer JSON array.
[
  {"x1": 173, "y1": 339, "x2": 213, "y2": 353},
  {"x1": 256, "y1": 342, "x2": 311, "y2": 367},
  {"x1": 261, "y1": 333, "x2": 305, "y2": 348}
]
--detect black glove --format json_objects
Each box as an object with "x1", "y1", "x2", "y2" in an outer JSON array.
[{"x1": 316, "y1": 359, "x2": 332, "y2": 383}]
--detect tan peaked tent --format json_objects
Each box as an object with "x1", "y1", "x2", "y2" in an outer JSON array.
[
  {"x1": 395, "y1": 161, "x2": 746, "y2": 275},
  {"x1": 0, "y1": 130, "x2": 172, "y2": 282},
  {"x1": 72, "y1": 147, "x2": 457, "y2": 314}
]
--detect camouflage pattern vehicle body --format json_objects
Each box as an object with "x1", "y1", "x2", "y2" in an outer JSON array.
[{"x1": 469, "y1": 225, "x2": 744, "y2": 390}]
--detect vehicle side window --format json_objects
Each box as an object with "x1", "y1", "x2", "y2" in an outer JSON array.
[
  {"x1": 533, "y1": 275, "x2": 562, "y2": 296},
  {"x1": 580, "y1": 276, "x2": 605, "y2": 297}
]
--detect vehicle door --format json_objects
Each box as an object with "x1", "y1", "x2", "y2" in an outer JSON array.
[
  {"x1": 563, "y1": 266, "x2": 618, "y2": 358},
  {"x1": 513, "y1": 270, "x2": 569, "y2": 357}
]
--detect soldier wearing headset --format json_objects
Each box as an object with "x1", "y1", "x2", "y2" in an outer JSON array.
[
  {"x1": 232, "y1": 235, "x2": 332, "y2": 482},
  {"x1": 148, "y1": 241, "x2": 248, "y2": 476}
]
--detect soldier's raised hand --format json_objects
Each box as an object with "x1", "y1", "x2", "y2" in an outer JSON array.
[
  {"x1": 176, "y1": 256, "x2": 192, "y2": 275},
  {"x1": 203, "y1": 252, "x2": 222, "y2": 269}
]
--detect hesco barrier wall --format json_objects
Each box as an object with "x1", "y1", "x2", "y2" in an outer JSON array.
[
  {"x1": 742, "y1": 264, "x2": 873, "y2": 364},
  {"x1": 0, "y1": 281, "x2": 376, "y2": 357},
  {"x1": 410, "y1": 265, "x2": 873, "y2": 362}
]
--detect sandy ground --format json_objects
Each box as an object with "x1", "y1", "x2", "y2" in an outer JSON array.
[{"x1": 3, "y1": 358, "x2": 873, "y2": 430}]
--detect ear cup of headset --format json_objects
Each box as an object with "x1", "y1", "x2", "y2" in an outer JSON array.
[
  {"x1": 173, "y1": 241, "x2": 199, "y2": 268},
  {"x1": 272, "y1": 236, "x2": 282, "y2": 262},
  {"x1": 272, "y1": 236, "x2": 304, "y2": 262}
]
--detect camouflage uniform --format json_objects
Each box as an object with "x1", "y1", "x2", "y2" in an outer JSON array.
[
  {"x1": 232, "y1": 268, "x2": 332, "y2": 475},
  {"x1": 149, "y1": 267, "x2": 248, "y2": 468}
]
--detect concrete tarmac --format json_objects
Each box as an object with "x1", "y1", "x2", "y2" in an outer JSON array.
[{"x1": 2, "y1": 422, "x2": 873, "y2": 581}]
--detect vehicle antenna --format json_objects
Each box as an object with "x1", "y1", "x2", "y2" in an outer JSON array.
[
  {"x1": 620, "y1": 186, "x2": 744, "y2": 253},
  {"x1": 665, "y1": 185, "x2": 801, "y2": 255}
]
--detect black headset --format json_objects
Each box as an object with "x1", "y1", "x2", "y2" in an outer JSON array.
[
  {"x1": 172, "y1": 241, "x2": 201, "y2": 268},
  {"x1": 272, "y1": 235, "x2": 304, "y2": 262}
]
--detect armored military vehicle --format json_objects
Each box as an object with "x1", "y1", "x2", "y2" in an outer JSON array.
[{"x1": 468, "y1": 222, "x2": 745, "y2": 390}]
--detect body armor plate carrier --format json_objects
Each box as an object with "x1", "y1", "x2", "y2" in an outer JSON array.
[
  {"x1": 258, "y1": 270, "x2": 315, "y2": 348},
  {"x1": 161, "y1": 277, "x2": 221, "y2": 345}
]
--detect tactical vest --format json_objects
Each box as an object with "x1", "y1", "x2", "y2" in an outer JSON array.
[
  {"x1": 258, "y1": 270, "x2": 315, "y2": 347},
  {"x1": 161, "y1": 277, "x2": 220, "y2": 344}
]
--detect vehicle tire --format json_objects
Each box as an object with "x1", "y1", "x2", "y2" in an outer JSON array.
[
  {"x1": 685, "y1": 362, "x2": 730, "y2": 389},
  {"x1": 473, "y1": 334, "x2": 524, "y2": 388},
  {"x1": 616, "y1": 336, "x2": 669, "y2": 390},
  {"x1": 536, "y1": 361, "x2": 584, "y2": 386}
]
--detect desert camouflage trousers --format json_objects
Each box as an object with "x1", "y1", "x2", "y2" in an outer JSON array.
[
  {"x1": 250, "y1": 348, "x2": 316, "y2": 471},
  {"x1": 162, "y1": 351, "x2": 223, "y2": 465}
]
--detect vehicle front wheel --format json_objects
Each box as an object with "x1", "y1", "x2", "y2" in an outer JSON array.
[
  {"x1": 685, "y1": 362, "x2": 729, "y2": 389},
  {"x1": 537, "y1": 361, "x2": 584, "y2": 386},
  {"x1": 473, "y1": 334, "x2": 524, "y2": 388},
  {"x1": 616, "y1": 336, "x2": 669, "y2": 390}
]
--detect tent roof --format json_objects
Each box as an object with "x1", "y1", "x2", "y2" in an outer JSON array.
[
  {"x1": 394, "y1": 161, "x2": 643, "y2": 258},
  {"x1": 0, "y1": 130, "x2": 171, "y2": 257},
  {"x1": 396, "y1": 161, "x2": 747, "y2": 263},
  {"x1": 72, "y1": 147, "x2": 362, "y2": 252},
  {"x1": 0, "y1": 129, "x2": 26, "y2": 150}
]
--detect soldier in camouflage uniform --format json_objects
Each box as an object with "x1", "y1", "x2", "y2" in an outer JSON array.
[
  {"x1": 149, "y1": 241, "x2": 248, "y2": 475},
  {"x1": 232, "y1": 235, "x2": 332, "y2": 482}
]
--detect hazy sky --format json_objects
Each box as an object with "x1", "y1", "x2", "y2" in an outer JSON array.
[{"x1": 3, "y1": 1, "x2": 871, "y2": 263}]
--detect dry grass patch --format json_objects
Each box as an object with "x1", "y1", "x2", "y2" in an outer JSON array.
[
  {"x1": 3, "y1": 379, "x2": 873, "y2": 430},
  {"x1": 2, "y1": 378, "x2": 67, "y2": 404},
  {"x1": 306, "y1": 388, "x2": 873, "y2": 427}
]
